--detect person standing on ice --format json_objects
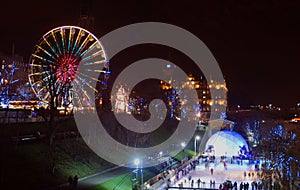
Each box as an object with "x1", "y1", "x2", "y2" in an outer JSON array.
[{"x1": 224, "y1": 161, "x2": 227, "y2": 170}]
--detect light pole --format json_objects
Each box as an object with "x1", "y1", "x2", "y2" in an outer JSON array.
[
  {"x1": 181, "y1": 142, "x2": 186, "y2": 152},
  {"x1": 194, "y1": 136, "x2": 200, "y2": 156},
  {"x1": 141, "y1": 167, "x2": 143, "y2": 190},
  {"x1": 134, "y1": 158, "x2": 143, "y2": 190},
  {"x1": 159, "y1": 151, "x2": 163, "y2": 158}
]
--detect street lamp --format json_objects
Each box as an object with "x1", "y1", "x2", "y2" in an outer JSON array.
[
  {"x1": 134, "y1": 158, "x2": 143, "y2": 190},
  {"x1": 134, "y1": 158, "x2": 140, "y2": 183},
  {"x1": 159, "y1": 151, "x2": 163, "y2": 157},
  {"x1": 134, "y1": 158, "x2": 140, "y2": 167},
  {"x1": 181, "y1": 142, "x2": 186, "y2": 148},
  {"x1": 194, "y1": 136, "x2": 200, "y2": 156},
  {"x1": 181, "y1": 142, "x2": 186, "y2": 152}
]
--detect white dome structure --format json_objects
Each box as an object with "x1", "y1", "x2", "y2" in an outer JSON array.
[{"x1": 205, "y1": 131, "x2": 248, "y2": 157}]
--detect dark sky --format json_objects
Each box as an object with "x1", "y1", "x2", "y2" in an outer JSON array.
[{"x1": 1, "y1": 0, "x2": 300, "y2": 108}]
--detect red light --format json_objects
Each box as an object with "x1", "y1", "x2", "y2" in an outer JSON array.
[{"x1": 55, "y1": 53, "x2": 80, "y2": 83}]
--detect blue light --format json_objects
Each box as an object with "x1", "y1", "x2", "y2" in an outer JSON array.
[{"x1": 166, "y1": 64, "x2": 171, "y2": 68}]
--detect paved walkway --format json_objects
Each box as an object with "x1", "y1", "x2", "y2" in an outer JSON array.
[{"x1": 51, "y1": 166, "x2": 131, "y2": 190}]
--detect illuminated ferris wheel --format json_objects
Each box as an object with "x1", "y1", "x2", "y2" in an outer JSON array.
[{"x1": 28, "y1": 26, "x2": 109, "y2": 108}]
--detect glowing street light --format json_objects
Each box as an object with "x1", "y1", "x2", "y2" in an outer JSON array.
[
  {"x1": 181, "y1": 142, "x2": 186, "y2": 148},
  {"x1": 181, "y1": 142, "x2": 186, "y2": 152},
  {"x1": 134, "y1": 158, "x2": 140, "y2": 167},
  {"x1": 159, "y1": 151, "x2": 163, "y2": 158}
]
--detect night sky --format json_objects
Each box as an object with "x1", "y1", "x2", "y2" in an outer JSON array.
[{"x1": 1, "y1": 0, "x2": 300, "y2": 108}]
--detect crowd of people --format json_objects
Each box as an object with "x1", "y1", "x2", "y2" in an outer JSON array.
[
  {"x1": 218, "y1": 180, "x2": 264, "y2": 190},
  {"x1": 162, "y1": 153, "x2": 269, "y2": 190}
]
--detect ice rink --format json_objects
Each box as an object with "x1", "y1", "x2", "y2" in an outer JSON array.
[{"x1": 158, "y1": 161, "x2": 262, "y2": 189}]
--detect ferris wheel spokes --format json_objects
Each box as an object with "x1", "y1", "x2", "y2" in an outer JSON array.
[{"x1": 28, "y1": 26, "x2": 109, "y2": 109}]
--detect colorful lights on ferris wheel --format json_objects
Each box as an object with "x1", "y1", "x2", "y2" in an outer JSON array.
[{"x1": 28, "y1": 26, "x2": 109, "y2": 108}]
